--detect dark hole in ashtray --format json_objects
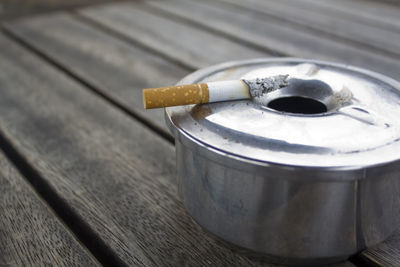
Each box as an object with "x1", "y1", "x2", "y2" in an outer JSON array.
[{"x1": 267, "y1": 96, "x2": 327, "y2": 114}]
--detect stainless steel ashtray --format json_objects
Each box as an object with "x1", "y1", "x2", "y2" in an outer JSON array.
[{"x1": 165, "y1": 58, "x2": 400, "y2": 265}]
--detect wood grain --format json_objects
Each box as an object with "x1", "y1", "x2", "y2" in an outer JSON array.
[
  {"x1": 0, "y1": 150, "x2": 98, "y2": 267},
  {"x1": 217, "y1": 0, "x2": 400, "y2": 57},
  {"x1": 4, "y1": 8, "x2": 267, "y2": 136},
  {"x1": 358, "y1": 229, "x2": 400, "y2": 266},
  {"x1": 0, "y1": 33, "x2": 301, "y2": 266},
  {"x1": 299, "y1": 0, "x2": 400, "y2": 33},
  {"x1": 144, "y1": 0, "x2": 400, "y2": 80},
  {"x1": 80, "y1": 2, "x2": 267, "y2": 69},
  {"x1": 4, "y1": 13, "x2": 189, "y2": 136}
]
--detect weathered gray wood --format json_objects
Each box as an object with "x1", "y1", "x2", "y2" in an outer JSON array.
[
  {"x1": 145, "y1": 0, "x2": 400, "y2": 81},
  {"x1": 217, "y1": 0, "x2": 400, "y2": 57},
  {"x1": 4, "y1": 12, "x2": 189, "y2": 136},
  {"x1": 80, "y1": 2, "x2": 267, "y2": 68},
  {"x1": 0, "y1": 151, "x2": 98, "y2": 266},
  {"x1": 4, "y1": 8, "x2": 267, "y2": 136},
  {"x1": 300, "y1": 0, "x2": 400, "y2": 33},
  {"x1": 0, "y1": 33, "x2": 302, "y2": 266},
  {"x1": 358, "y1": 229, "x2": 400, "y2": 266}
]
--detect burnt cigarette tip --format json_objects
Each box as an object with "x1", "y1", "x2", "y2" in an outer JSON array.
[{"x1": 245, "y1": 74, "x2": 290, "y2": 97}]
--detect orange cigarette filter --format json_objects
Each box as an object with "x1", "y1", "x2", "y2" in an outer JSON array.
[{"x1": 143, "y1": 83, "x2": 210, "y2": 109}]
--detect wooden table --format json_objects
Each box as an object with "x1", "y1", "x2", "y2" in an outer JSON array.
[{"x1": 0, "y1": 0, "x2": 399, "y2": 266}]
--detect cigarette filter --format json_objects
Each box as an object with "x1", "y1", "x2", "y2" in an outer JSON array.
[{"x1": 143, "y1": 75, "x2": 289, "y2": 109}]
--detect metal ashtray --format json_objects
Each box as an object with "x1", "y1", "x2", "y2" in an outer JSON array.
[{"x1": 165, "y1": 58, "x2": 400, "y2": 265}]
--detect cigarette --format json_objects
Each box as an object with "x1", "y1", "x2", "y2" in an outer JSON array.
[{"x1": 143, "y1": 75, "x2": 289, "y2": 109}]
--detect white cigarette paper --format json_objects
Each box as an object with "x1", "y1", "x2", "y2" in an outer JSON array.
[{"x1": 207, "y1": 80, "x2": 250, "y2": 102}]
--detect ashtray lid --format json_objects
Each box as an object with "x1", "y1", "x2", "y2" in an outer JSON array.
[{"x1": 165, "y1": 58, "x2": 400, "y2": 168}]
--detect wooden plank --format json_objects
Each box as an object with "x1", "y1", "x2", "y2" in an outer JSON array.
[
  {"x1": 4, "y1": 12, "x2": 189, "y2": 136},
  {"x1": 0, "y1": 33, "x2": 289, "y2": 266},
  {"x1": 245, "y1": 0, "x2": 400, "y2": 35},
  {"x1": 216, "y1": 0, "x2": 400, "y2": 57},
  {"x1": 0, "y1": 150, "x2": 98, "y2": 266},
  {"x1": 300, "y1": 0, "x2": 400, "y2": 33},
  {"x1": 144, "y1": 0, "x2": 400, "y2": 81},
  {"x1": 358, "y1": 229, "x2": 400, "y2": 266},
  {"x1": 80, "y1": 2, "x2": 267, "y2": 68}
]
